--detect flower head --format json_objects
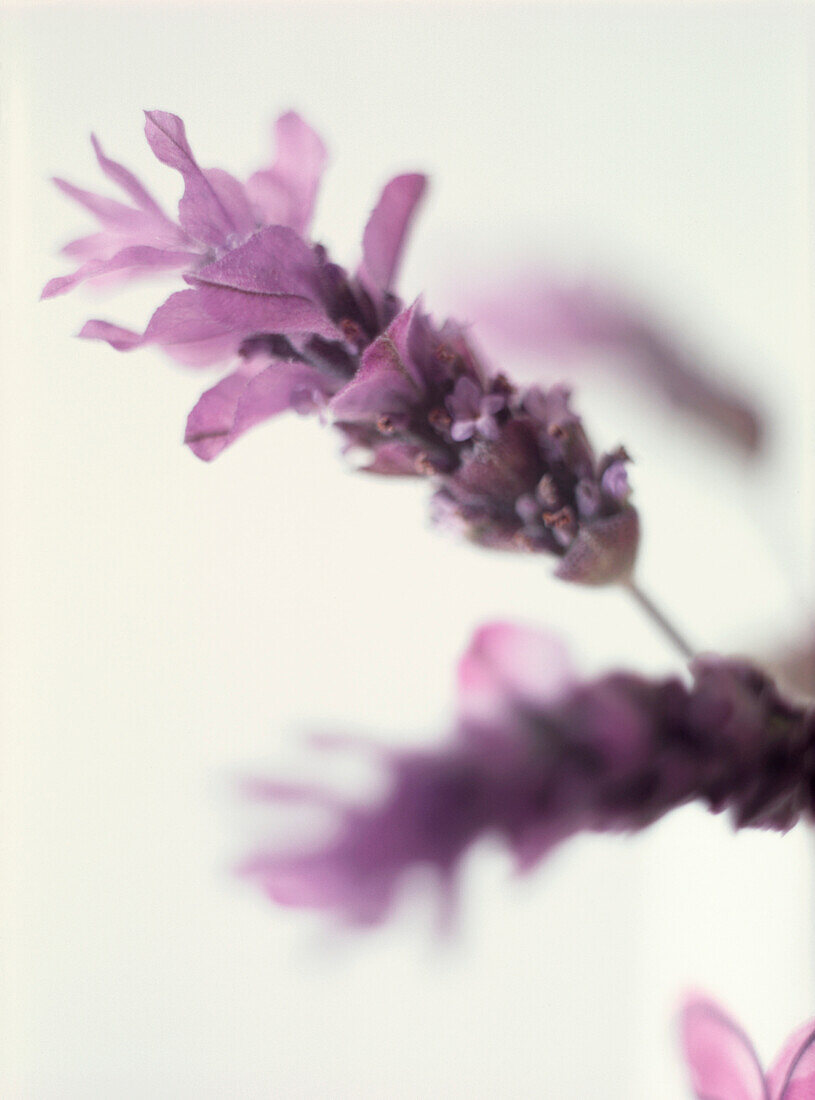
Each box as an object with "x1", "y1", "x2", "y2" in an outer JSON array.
[
  {"x1": 45, "y1": 111, "x2": 638, "y2": 584},
  {"x1": 680, "y1": 993, "x2": 815, "y2": 1099},
  {"x1": 241, "y1": 623, "x2": 815, "y2": 925}
]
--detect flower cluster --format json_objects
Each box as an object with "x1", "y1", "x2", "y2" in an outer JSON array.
[
  {"x1": 241, "y1": 622, "x2": 815, "y2": 925},
  {"x1": 45, "y1": 111, "x2": 638, "y2": 583},
  {"x1": 680, "y1": 993, "x2": 815, "y2": 1099},
  {"x1": 47, "y1": 105, "x2": 814, "y2": 1096}
]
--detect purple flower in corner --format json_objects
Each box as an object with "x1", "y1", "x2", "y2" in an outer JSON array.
[
  {"x1": 45, "y1": 110, "x2": 640, "y2": 585},
  {"x1": 241, "y1": 622, "x2": 815, "y2": 926},
  {"x1": 680, "y1": 993, "x2": 815, "y2": 1099}
]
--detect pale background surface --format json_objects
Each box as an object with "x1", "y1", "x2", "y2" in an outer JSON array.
[{"x1": 1, "y1": 4, "x2": 813, "y2": 1097}]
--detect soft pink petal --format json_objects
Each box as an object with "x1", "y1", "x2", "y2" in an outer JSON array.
[
  {"x1": 144, "y1": 110, "x2": 248, "y2": 248},
  {"x1": 52, "y1": 177, "x2": 144, "y2": 231},
  {"x1": 457, "y1": 621, "x2": 573, "y2": 723},
  {"x1": 359, "y1": 173, "x2": 427, "y2": 292},
  {"x1": 61, "y1": 232, "x2": 120, "y2": 261},
  {"x1": 245, "y1": 111, "x2": 328, "y2": 234},
  {"x1": 202, "y1": 167, "x2": 256, "y2": 239},
  {"x1": 680, "y1": 995, "x2": 767, "y2": 1100},
  {"x1": 90, "y1": 133, "x2": 174, "y2": 223},
  {"x1": 78, "y1": 319, "x2": 143, "y2": 350},
  {"x1": 80, "y1": 289, "x2": 238, "y2": 366},
  {"x1": 768, "y1": 1019, "x2": 815, "y2": 1100},
  {"x1": 185, "y1": 358, "x2": 329, "y2": 460},
  {"x1": 41, "y1": 246, "x2": 196, "y2": 299}
]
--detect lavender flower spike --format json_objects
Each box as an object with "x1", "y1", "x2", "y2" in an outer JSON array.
[
  {"x1": 46, "y1": 110, "x2": 638, "y2": 584},
  {"x1": 680, "y1": 993, "x2": 815, "y2": 1099},
  {"x1": 241, "y1": 623, "x2": 815, "y2": 926}
]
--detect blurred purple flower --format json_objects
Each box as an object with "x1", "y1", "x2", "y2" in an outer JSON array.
[
  {"x1": 465, "y1": 272, "x2": 763, "y2": 453},
  {"x1": 45, "y1": 111, "x2": 638, "y2": 584},
  {"x1": 241, "y1": 622, "x2": 815, "y2": 925},
  {"x1": 680, "y1": 993, "x2": 815, "y2": 1099}
]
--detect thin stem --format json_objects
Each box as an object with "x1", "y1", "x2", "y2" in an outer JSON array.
[{"x1": 624, "y1": 578, "x2": 695, "y2": 661}]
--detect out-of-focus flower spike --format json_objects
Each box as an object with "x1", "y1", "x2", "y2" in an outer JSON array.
[
  {"x1": 467, "y1": 274, "x2": 763, "y2": 453},
  {"x1": 242, "y1": 623, "x2": 815, "y2": 926}
]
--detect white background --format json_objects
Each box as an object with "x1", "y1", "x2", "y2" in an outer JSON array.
[{"x1": 2, "y1": 3, "x2": 814, "y2": 1097}]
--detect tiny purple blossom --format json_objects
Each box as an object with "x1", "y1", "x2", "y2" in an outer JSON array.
[
  {"x1": 241, "y1": 622, "x2": 815, "y2": 926},
  {"x1": 445, "y1": 376, "x2": 506, "y2": 441},
  {"x1": 680, "y1": 993, "x2": 815, "y2": 1100}
]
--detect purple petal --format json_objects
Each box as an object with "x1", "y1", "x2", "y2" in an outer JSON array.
[
  {"x1": 457, "y1": 622, "x2": 573, "y2": 723},
  {"x1": 41, "y1": 245, "x2": 196, "y2": 299},
  {"x1": 187, "y1": 226, "x2": 340, "y2": 340},
  {"x1": 359, "y1": 173, "x2": 427, "y2": 293},
  {"x1": 768, "y1": 1019, "x2": 815, "y2": 1100},
  {"x1": 78, "y1": 319, "x2": 143, "y2": 351},
  {"x1": 144, "y1": 110, "x2": 251, "y2": 248},
  {"x1": 90, "y1": 133, "x2": 175, "y2": 224},
  {"x1": 185, "y1": 357, "x2": 332, "y2": 460},
  {"x1": 680, "y1": 995, "x2": 767, "y2": 1100},
  {"x1": 330, "y1": 302, "x2": 424, "y2": 420},
  {"x1": 245, "y1": 111, "x2": 328, "y2": 234},
  {"x1": 241, "y1": 747, "x2": 492, "y2": 927},
  {"x1": 80, "y1": 289, "x2": 238, "y2": 366}
]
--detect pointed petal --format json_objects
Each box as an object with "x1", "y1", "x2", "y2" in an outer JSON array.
[
  {"x1": 78, "y1": 319, "x2": 143, "y2": 350},
  {"x1": 52, "y1": 177, "x2": 143, "y2": 230},
  {"x1": 41, "y1": 245, "x2": 195, "y2": 299},
  {"x1": 680, "y1": 995, "x2": 767, "y2": 1100},
  {"x1": 330, "y1": 302, "x2": 423, "y2": 420},
  {"x1": 90, "y1": 133, "x2": 170, "y2": 220},
  {"x1": 245, "y1": 111, "x2": 327, "y2": 233},
  {"x1": 359, "y1": 173, "x2": 427, "y2": 292},
  {"x1": 185, "y1": 358, "x2": 330, "y2": 460},
  {"x1": 79, "y1": 289, "x2": 238, "y2": 366},
  {"x1": 768, "y1": 1019, "x2": 815, "y2": 1100},
  {"x1": 144, "y1": 110, "x2": 247, "y2": 248}
]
